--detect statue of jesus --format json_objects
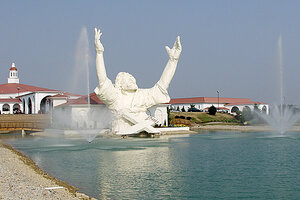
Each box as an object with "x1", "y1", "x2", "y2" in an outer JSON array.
[{"x1": 94, "y1": 28, "x2": 182, "y2": 135}]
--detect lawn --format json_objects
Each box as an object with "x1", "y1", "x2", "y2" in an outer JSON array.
[{"x1": 169, "y1": 112, "x2": 239, "y2": 124}]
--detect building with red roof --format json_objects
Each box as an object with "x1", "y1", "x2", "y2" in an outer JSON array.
[
  {"x1": 0, "y1": 63, "x2": 81, "y2": 114},
  {"x1": 169, "y1": 97, "x2": 269, "y2": 114},
  {"x1": 51, "y1": 93, "x2": 112, "y2": 129}
]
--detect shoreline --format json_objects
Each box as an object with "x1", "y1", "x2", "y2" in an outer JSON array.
[
  {"x1": 0, "y1": 141, "x2": 95, "y2": 200},
  {"x1": 190, "y1": 125, "x2": 300, "y2": 132}
]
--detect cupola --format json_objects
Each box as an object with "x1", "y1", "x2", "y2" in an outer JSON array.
[{"x1": 8, "y1": 63, "x2": 19, "y2": 83}]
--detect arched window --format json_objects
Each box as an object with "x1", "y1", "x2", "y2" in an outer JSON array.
[
  {"x1": 40, "y1": 96, "x2": 51, "y2": 114},
  {"x1": 243, "y1": 106, "x2": 251, "y2": 112},
  {"x1": 2, "y1": 104, "x2": 10, "y2": 111},
  {"x1": 2, "y1": 104, "x2": 10, "y2": 112},
  {"x1": 23, "y1": 99, "x2": 26, "y2": 113},
  {"x1": 262, "y1": 106, "x2": 267, "y2": 114},
  {"x1": 231, "y1": 106, "x2": 239, "y2": 113},
  {"x1": 28, "y1": 98, "x2": 32, "y2": 114},
  {"x1": 13, "y1": 104, "x2": 20, "y2": 113}
]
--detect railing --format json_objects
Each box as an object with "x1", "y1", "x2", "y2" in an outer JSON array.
[{"x1": 0, "y1": 114, "x2": 51, "y2": 131}]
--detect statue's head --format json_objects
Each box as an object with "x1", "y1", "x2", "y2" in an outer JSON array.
[{"x1": 115, "y1": 72, "x2": 138, "y2": 92}]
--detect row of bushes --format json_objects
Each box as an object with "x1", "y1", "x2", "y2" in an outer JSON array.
[{"x1": 174, "y1": 116, "x2": 192, "y2": 120}]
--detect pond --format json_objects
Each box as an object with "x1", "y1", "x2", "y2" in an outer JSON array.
[{"x1": 4, "y1": 131, "x2": 300, "y2": 199}]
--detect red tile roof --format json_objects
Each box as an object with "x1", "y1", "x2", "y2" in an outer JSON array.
[
  {"x1": 0, "y1": 98, "x2": 21, "y2": 103},
  {"x1": 10, "y1": 67, "x2": 18, "y2": 71},
  {"x1": 169, "y1": 97, "x2": 253, "y2": 104},
  {"x1": 60, "y1": 93, "x2": 103, "y2": 106},
  {"x1": 253, "y1": 101, "x2": 268, "y2": 105},
  {"x1": 225, "y1": 102, "x2": 255, "y2": 106},
  {"x1": 0, "y1": 83, "x2": 60, "y2": 94},
  {"x1": 49, "y1": 92, "x2": 82, "y2": 98}
]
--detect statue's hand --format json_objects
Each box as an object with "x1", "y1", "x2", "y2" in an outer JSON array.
[
  {"x1": 95, "y1": 28, "x2": 104, "y2": 54},
  {"x1": 165, "y1": 36, "x2": 182, "y2": 61}
]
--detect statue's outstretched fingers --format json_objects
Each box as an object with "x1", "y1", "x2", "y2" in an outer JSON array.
[
  {"x1": 176, "y1": 36, "x2": 182, "y2": 50},
  {"x1": 165, "y1": 46, "x2": 171, "y2": 54}
]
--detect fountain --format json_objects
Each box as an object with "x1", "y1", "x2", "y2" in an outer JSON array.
[
  {"x1": 72, "y1": 27, "x2": 91, "y2": 98},
  {"x1": 259, "y1": 35, "x2": 300, "y2": 133},
  {"x1": 51, "y1": 27, "x2": 113, "y2": 142}
]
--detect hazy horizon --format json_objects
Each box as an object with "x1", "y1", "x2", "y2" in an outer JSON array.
[{"x1": 1, "y1": 1, "x2": 300, "y2": 106}]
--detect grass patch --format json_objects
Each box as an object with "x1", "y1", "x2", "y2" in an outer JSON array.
[{"x1": 170, "y1": 112, "x2": 239, "y2": 125}]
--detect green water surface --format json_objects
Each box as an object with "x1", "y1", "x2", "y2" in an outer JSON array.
[{"x1": 5, "y1": 131, "x2": 300, "y2": 199}]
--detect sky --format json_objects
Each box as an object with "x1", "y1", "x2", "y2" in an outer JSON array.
[{"x1": 0, "y1": 0, "x2": 300, "y2": 106}]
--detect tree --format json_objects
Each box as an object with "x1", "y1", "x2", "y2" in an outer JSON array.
[
  {"x1": 181, "y1": 107, "x2": 186, "y2": 112},
  {"x1": 208, "y1": 105, "x2": 217, "y2": 115},
  {"x1": 240, "y1": 109, "x2": 253, "y2": 123}
]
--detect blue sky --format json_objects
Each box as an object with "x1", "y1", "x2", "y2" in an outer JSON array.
[{"x1": 1, "y1": 0, "x2": 300, "y2": 105}]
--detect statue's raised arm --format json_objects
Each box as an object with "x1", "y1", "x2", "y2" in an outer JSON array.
[
  {"x1": 158, "y1": 36, "x2": 182, "y2": 90},
  {"x1": 95, "y1": 28, "x2": 107, "y2": 86}
]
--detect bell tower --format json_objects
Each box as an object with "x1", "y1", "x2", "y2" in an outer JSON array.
[{"x1": 8, "y1": 63, "x2": 19, "y2": 84}]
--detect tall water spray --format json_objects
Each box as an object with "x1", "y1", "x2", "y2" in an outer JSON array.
[
  {"x1": 74, "y1": 27, "x2": 91, "y2": 105},
  {"x1": 278, "y1": 35, "x2": 284, "y2": 118},
  {"x1": 52, "y1": 27, "x2": 113, "y2": 142},
  {"x1": 259, "y1": 35, "x2": 299, "y2": 133}
]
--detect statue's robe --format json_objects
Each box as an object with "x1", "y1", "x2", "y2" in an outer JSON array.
[{"x1": 94, "y1": 78, "x2": 170, "y2": 133}]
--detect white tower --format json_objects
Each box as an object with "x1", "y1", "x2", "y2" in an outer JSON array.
[{"x1": 8, "y1": 63, "x2": 19, "y2": 84}]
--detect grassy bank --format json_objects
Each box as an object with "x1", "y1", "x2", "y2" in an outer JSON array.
[{"x1": 170, "y1": 112, "x2": 239, "y2": 125}]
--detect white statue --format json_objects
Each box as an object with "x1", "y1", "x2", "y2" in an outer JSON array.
[{"x1": 94, "y1": 28, "x2": 182, "y2": 135}]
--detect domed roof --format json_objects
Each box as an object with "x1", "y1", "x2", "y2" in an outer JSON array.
[{"x1": 10, "y1": 63, "x2": 18, "y2": 71}]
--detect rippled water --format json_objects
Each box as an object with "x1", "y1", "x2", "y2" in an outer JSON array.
[{"x1": 5, "y1": 131, "x2": 300, "y2": 199}]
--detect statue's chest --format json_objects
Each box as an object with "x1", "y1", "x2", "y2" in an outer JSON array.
[{"x1": 116, "y1": 93, "x2": 136, "y2": 108}]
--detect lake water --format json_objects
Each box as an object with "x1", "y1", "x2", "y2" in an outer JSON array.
[{"x1": 5, "y1": 131, "x2": 300, "y2": 199}]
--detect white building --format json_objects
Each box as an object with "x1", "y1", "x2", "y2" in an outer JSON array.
[
  {"x1": 169, "y1": 97, "x2": 269, "y2": 114},
  {"x1": 0, "y1": 63, "x2": 81, "y2": 114}
]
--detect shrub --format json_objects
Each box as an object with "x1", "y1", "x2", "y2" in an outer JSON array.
[{"x1": 208, "y1": 105, "x2": 217, "y2": 115}]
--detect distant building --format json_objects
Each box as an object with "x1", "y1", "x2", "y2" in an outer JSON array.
[
  {"x1": 169, "y1": 97, "x2": 269, "y2": 114},
  {"x1": 0, "y1": 63, "x2": 81, "y2": 114}
]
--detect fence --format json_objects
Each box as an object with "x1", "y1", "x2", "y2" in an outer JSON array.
[{"x1": 0, "y1": 114, "x2": 51, "y2": 131}]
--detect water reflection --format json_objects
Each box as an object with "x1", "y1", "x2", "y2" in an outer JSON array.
[{"x1": 97, "y1": 142, "x2": 185, "y2": 199}]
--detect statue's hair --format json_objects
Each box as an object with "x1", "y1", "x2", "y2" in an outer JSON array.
[{"x1": 115, "y1": 72, "x2": 136, "y2": 90}]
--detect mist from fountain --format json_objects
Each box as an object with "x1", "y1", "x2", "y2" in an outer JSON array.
[
  {"x1": 51, "y1": 27, "x2": 113, "y2": 142},
  {"x1": 258, "y1": 35, "x2": 300, "y2": 134}
]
